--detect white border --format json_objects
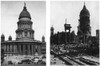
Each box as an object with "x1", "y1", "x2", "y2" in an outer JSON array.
[
  {"x1": 0, "y1": 1, "x2": 1, "y2": 66},
  {"x1": 46, "y1": 0, "x2": 50, "y2": 66},
  {"x1": 0, "y1": 0, "x2": 100, "y2": 66}
]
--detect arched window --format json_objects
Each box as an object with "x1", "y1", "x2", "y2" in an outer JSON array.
[
  {"x1": 25, "y1": 32, "x2": 27, "y2": 37},
  {"x1": 30, "y1": 32, "x2": 31, "y2": 37}
]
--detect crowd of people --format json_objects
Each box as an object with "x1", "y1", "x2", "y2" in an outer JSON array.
[
  {"x1": 51, "y1": 42, "x2": 99, "y2": 57},
  {"x1": 2, "y1": 53, "x2": 46, "y2": 66}
]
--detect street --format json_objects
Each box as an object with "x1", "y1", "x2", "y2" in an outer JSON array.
[{"x1": 50, "y1": 44, "x2": 99, "y2": 65}]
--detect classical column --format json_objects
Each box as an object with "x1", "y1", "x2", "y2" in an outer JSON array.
[
  {"x1": 8, "y1": 45, "x2": 10, "y2": 52},
  {"x1": 18, "y1": 45, "x2": 20, "y2": 54},
  {"x1": 22, "y1": 32, "x2": 24, "y2": 37},
  {"x1": 23, "y1": 45, "x2": 25, "y2": 55},
  {"x1": 12, "y1": 45, "x2": 13, "y2": 55},
  {"x1": 21, "y1": 45, "x2": 22, "y2": 55},
  {"x1": 6, "y1": 44, "x2": 8, "y2": 52},
  {"x1": 15, "y1": 45, "x2": 17, "y2": 54},
  {"x1": 7, "y1": 45, "x2": 9, "y2": 54},
  {"x1": 22, "y1": 45, "x2": 24, "y2": 55},
  {"x1": 39, "y1": 45, "x2": 42, "y2": 54},
  {"x1": 31, "y1": 33, "x2": 32, "y2": 38},
  {"x1": 6, "y1": 45, "x2": 8, "y2": 54},
  {"x1": 16, "y1": 34, "x2": 18, "y2": 39},
  {"x1": 5, "y1": 44, "x2": 7, "y2": 54},
  {"x1": 17, "y1": 44, "x2": 19, "y2": 54},
  {"x1": 11, "y1": 44, "x2": 12, "y2": 53},
  {"x1": 33, "y1": 45, "x2": 34, "y2": 54},
  {"x1": 10, "y1": 45, "x2": 11, "y2": 53},
  {"x1": 9, "y1": 44, "x2": 10, "y2": 54},
  {"x1": 17, "y1": 45, "x2": 19, "y2": 54},
  {"x1": 14, "y1": 45, "x2": 16, "y2": 54},
  {"x1": 38, "y1": 45, "x2": 41, "y2": 55},
  {"x1": 28, "y1": 32, "x2": 30, "y2": 37},
  {"x1": 13, "y1": 45, "x2": 15, "y2": 54},
  {"x1": 36, "y1": 45, "x2": 38, "y2": 53},
  {"x1": 26, "y1": 44, "x2": 27, "y2": 55},
  {"x1": 31, "y1": 45, "x2": 33, "y2": 55},
  {"x1": 8, "y1": 45, "x2": 10, "y2": 53},
  {"x1": 28, "y1": 45, "x2": 30, "y2": 55},
  {"x1": 19, "y1": 44, "x2": 21, "y2": 55},
  {"x1": 4, "y1": 45, "x2": 5, "y2": 53},
  {"x1": 33, "y1": 33, "x2": 34, "y2": 39},
  {"x1": 30, "y1": 44, "x2": 32, "y2": 55}
]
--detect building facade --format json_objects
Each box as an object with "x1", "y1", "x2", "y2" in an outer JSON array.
[
  {"x1": 77, "y1": 4, "x2": 91, "y2": 43},
  {"x1": 50, "y1": 19, "x2": 77, "y2": 45},
  {"x1": 51, "y1": 4, "x2": 92, "y2": 45},
  {"x1": 1, "y1": 3, "x2": 46, "y2": 55}
]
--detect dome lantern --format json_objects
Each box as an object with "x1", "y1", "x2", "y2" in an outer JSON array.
[
  {"x1": 42, "y1": 36, "x2": 45, "y2": 42},
  {"x1": 1, "y1": 34, "x2": 5, "y2": 42},
  {"x1": 51, "y1": 26, "x2": 54, "y2": 31},
  {"x1": 19, "y1": 3, "x2": 31, "y2": 19}
]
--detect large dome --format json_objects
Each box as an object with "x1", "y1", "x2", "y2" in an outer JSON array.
[
  {"x1": 80, "y1": 4, "x2": 90, "y2": 17},
  {"x1": 51, "y1": 26, "x2": 54, "y2": 31},
  {"x1": 19, "y1": 5, "x2": 31, "y2": 19},
  {"x1": 1, "y1": 34, "x2": 5, "y2": 38}
]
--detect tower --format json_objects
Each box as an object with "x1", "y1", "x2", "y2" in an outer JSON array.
[
  {"x1": 51, "y1": 26, "x2": 54, "y2": 36},
  {"x1": 16, "y1": 3, "x2": 34, "y2": 41},
  {"x1": 42, "y1": 36, "x2": 45, "y2": 42},
  {"x1": 50, "y1": 26, "x2": 54, "y2": 45},
  {"x1": 8, "y1": 35, "x2": 12, "y2": 41},
  {"x1": 96, "y1": 29, "x2": 99, "y2": 38},
  {"x1": 64, "y1": 18, "x2": 71, "y2": 43},
  {"x1": 1, "y1": 34, "x2": 5, "y2": 42},
  {"x1": 64, "y1": 19, "x2": 71, "y2": 33},
  {"x1": 77, "y1": 3, "x2": 91, "y2": 43}
]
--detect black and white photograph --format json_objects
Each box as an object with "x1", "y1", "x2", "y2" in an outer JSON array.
[
  {"x1": 50, "y1": 1, "x2": 99, "y2": 66},
  {"x1": 1, "y1": 1, "x2": 46, "y2": 66},
  {"x1": 0, "y1": 0, "x2": 100, "y2": 66}
]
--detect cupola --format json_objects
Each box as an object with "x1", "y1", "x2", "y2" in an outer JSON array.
[
  {"x1": 19, "y1": 3, "x2": 31, "y2": 19},
  {"x1": 80, "y1": 3, "x2": 90, "y2": 17},
  {"x1": 1, "y1": 34, "x2": 5, "y2": 42},
  {"x1": 8, "y1": 35, "x2": 12, "y2": 41}
]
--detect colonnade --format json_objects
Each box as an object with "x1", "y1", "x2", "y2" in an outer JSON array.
[{"x1": 4, "y1": 44, "x2": 41, "y2": 55}]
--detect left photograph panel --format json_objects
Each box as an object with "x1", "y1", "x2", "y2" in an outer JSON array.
[{"x1": 1, "y1": 1, "x2": 46, "y2": 66}]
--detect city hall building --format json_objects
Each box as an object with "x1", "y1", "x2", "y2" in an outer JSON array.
[{"x1": 1, "y1": 3, "x2": 46, "y2": 55}]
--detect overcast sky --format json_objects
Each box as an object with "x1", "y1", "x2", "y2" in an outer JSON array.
[
  {"x1": 1, "y1": 1, "x2": 46, "y2": 41},
  {"x1": 51, "y1": 1, "x2": 99, "y2": 36}
]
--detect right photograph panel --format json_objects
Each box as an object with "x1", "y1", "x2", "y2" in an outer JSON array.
[{"x1": 50, "y1": 1, "x2": 99, "y2": 66}]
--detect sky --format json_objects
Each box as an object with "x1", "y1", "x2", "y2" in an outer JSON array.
[
  {"x1": 1, "y1": 1, "x2": 99, "y2": 41},
  {"x1": 1, "y1": 1, "x2": 46, "y2": 41},
  {"x1": 51, "y1": 1, "x2": 99, "y2": 36}
]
